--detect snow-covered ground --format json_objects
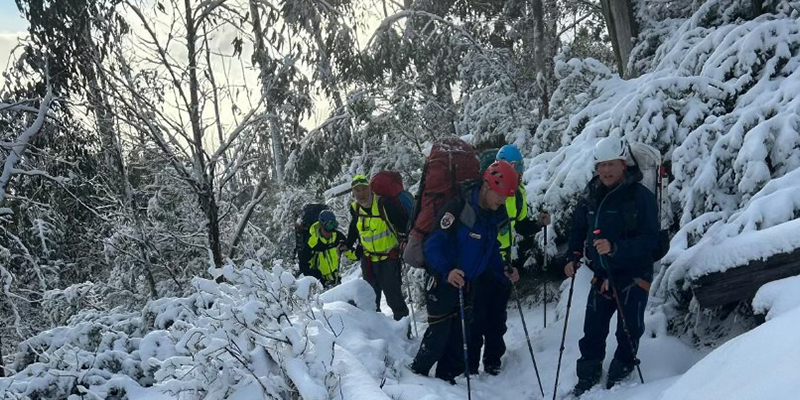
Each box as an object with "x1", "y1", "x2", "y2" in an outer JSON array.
[
  {"x1": 331, "y1": 265, "x2": 799, "y2": 400},
  {"x1": 328, "y1": 266, "x2": 704, "y2": 400},
  {"x1": 1, "y1": 259, "x2": 798, "y2": 399}
]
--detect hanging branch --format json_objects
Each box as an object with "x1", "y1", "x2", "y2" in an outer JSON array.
[{"x1": 0, "y1": 83, "x2": 55, "y2": 213}]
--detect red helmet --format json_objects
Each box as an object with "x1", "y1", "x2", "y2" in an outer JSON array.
[{"x1": 483, "y1": 160, "x2": 518, "y2": 197}]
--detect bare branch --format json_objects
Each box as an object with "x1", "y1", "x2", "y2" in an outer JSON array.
[
  {"x1": 194, "y1": 0, "x2": 229, "y2": 27},
  {"x1": 122, "y1": 0, "x2": 193, "y2": 115},
  {"x1": 207, "y1": 106, "x2": 263, "y2": 168},
  {"x1": 227, "y1": 173, "x2": 269, "y2": 258}
]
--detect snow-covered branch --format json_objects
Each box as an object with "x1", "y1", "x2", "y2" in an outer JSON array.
[{"x1": 0, "y1": 85, "x2": 55, "y2": 209}]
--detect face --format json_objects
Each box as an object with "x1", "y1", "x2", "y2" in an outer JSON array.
[
  {"x1": 320, "y1": 226, "x2": 333, "y2": 238},
  {"x1": 353, "y1": 185, "x2": 372, "y2": 206},
  {"x1": 480, "y1": 183, "x2": 508, "y2": 211},
  {"x1": 595, "y1": 159, "x2": 626, "y2": 188}
]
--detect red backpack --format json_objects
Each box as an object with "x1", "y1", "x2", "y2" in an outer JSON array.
[
  {"x1": 369, "y1": 171, "x2": 414, "y2": 234},
  {"x1": 404, "y1": 137, "x2": 480, "y2": 268}
]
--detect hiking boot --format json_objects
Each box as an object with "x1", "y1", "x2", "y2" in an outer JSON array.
[
  {"x1": 573, "y1": 358, "x2": 602, "y2": 397},
  {"x1": 484, "y1": 364, "x2": 501, "y2": 376},
  {"x1": 606, "y1": 358, "x2": 635, "y2": 389},
  {"x1": 434, "y1": 372, "x2": 457, "y2": 385},
  {"x1": 572, "y1": 378, "x2": 596, "y2": 397},
  {"x1": 410, "y1": 362, "x2": 428, "y2": 377}
]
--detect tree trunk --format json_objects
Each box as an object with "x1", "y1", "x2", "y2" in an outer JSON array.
[
  {"x1": 84, "y1": 24, "x2": 159, "y2": 298},
  {"x1": 269, "y1": 117, "x2": 284, "y2": 182},
  {"x1": 409, "y1": 0, "x2": 459, "y2": 138},
  {"x1": 249, "y1": 0, "x2": 285, "y2": 182},
  {"x1": 83, "y1": 24, "x2": 126, "y2": 193},
  {"x1": 203, "y1": 26, "x2": 237, "y2": 193},
  {"x1": 751, "y1": 0, "x2": 763, "y2": 17},
  {"x1": 530, "y1": 0, "x2": 550, "y2": 118},
  {"x1": 185, "y1": 0, "x2": 223, "y2": 270},
  {"x1": 599, "y1": 0, "x2": 638, "y2": 78},
  {"x1": 0, "y1": 327, "x2": 4, "y2": 377}
]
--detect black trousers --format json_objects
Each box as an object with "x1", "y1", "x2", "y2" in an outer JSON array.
[
  {"x1": 361, "y1": 257, "x2": 409, "y2": 320},
  {"x1": 412, "y1": 280, "x2": 472, "y2": 381},
  {"x1": 577, "y1": 279, "x2": 648, "y2": 379},
  {"x1": 469, "y1": 272, "x2": 511, "y2": 372}
]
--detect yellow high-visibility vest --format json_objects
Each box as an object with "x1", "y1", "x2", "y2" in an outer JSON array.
[
  {"x1": 351, "y1": 196, "x2": 399, "y2": 261},
  {"x1": 499, "y1": 185, "x2": 528, "y2": 260},
  {"x1": 307, "y1": 221, "x2": 355, "y2": 280}
]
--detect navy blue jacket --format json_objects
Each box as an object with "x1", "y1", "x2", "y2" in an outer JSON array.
[
  {"x1": 568, "y1": 168, "x2": 659, "y2": 283},
  {"x1": 424, "y1": 185, "x2": 507, "y2": 284}
]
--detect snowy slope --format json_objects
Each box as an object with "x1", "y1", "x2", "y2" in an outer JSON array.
[{"x1": 659, "y1": 305, "x2": 800, "y2": 400}]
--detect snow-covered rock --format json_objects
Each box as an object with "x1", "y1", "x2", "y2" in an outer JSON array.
[{"x1": 752, "y1": 275, "x2": 800, "y2": 321}]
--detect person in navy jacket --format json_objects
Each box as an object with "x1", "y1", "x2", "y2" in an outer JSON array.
[
  {"x1": 565, "y1": 137, "x2": 659, "y2": 396},
  {"x1": 410, "y1": 161, "x2": 520, "y2": 383}
]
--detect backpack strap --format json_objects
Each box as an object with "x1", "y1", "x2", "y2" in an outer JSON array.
[
  {"x1": 627, "y1": 143, "x2": 639, "y2": 166},
  {"x1": 620, "y1": 184, "x2": 643, "y2": 234},
  {"x1": 514, "y1": 190, "x2": 526, "y2": 221},
  {"x1": 377, "y1": 196, "x2": 402, "y2": 241}
]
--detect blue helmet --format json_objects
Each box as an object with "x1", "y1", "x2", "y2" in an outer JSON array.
[
  {"x1": 318, "y1": 210, "x2": 338, "y2": 230},
  {"x1": 496, "y1": 145, "x2": 524, "y2": 173}
]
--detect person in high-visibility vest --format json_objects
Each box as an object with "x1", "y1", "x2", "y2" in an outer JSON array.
[
  {"x1": 306, "y1": 210, "x2": 355, "y2": 288},
  {"x1": 470, "y1": 145, "x2": 550, "y2": 375},
  {"x1": 345, "y1": 175, "x2": 410, "y2": 321}
]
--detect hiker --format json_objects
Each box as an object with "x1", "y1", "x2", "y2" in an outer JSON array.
[
  {"x1": 564, "y1": 137, "x2": 659, "y2": 396},
  {"x1": 306, "y1": 210, "x2": 353, "y2": 288},
  {"x1": 469, "y1": 144, "x2": 550, "y2": 375},
  {"x1": 410, "y1": 161, "x2": 520, "y2": 384},
  {"x1": 345, "y1": 174, "x2": 410, "y2": 321}
]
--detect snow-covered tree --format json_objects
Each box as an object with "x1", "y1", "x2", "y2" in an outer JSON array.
[{"x1": 527, "y1": 0, "x2": 800, "y2": 342}]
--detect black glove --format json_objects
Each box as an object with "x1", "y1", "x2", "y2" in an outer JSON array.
[
  {"x1": 571, "y1": 251, "x2": 583, "y2": 265},
  {"x1": 355, "y1": 245, "x2": 364, "y2": 259}
]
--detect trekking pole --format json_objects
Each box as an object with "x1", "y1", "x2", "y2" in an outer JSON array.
[
  {"x1": 510, "y1": 279, "x2": 545, "y2": 397},
  {"x1": 594, "y1": 230, "x2": 644, "y2": 384},
  {"x1": 552, "y1": 273, "x2": 577, "y2": 400},
  {"x1": 543, "y1": 223, "x2": 548, "y2": 329},
  {"x1": 505, "y1": 217, "x2": 544, "y2": 396},
  {"x1": 458, "y1": 286, "x2": 472, "y2": 400},
  {"x1": 0, "y1": 330, "x2": 4, "y2": 377},
  {"x1": 403, "y1": 259, "x2": 419, "y2": 337}
]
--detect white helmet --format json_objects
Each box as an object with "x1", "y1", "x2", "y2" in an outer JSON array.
[{"x1": 594, "y1": 137, "x2": 628, "y2": 164}]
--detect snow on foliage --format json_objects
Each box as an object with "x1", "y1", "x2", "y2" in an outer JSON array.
[
  {"x1": 526, "y1": 0, "x2": 800, "y2": 304},
  {"x1": 0, "y1": 259, "x2": 413, "y2": 400},
  {"x1": 0, "y1": 260, "x2": 340, "y2": 399},
  {"x1": 457, "y1": 48, "x2": 538, "y2": 148}
]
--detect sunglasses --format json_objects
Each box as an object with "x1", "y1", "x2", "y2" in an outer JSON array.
[{"x1": 323, "y1": 220, "x2": 338, "y2": 231}]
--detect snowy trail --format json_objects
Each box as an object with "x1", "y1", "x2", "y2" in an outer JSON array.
[{"x1": 337, "y1": 266, "x2": 705, "y2": 400}]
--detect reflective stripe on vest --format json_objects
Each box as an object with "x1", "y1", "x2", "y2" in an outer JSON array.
[
  {"x1": 352, "y1": 196, "x2": 398, "y2": 261},
  {"x1": 498, "y1": 185, "x2": 529, "y2": 257},
  {"x1": 307, "y1": 222, "x2": 340, "y2": 277}
]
